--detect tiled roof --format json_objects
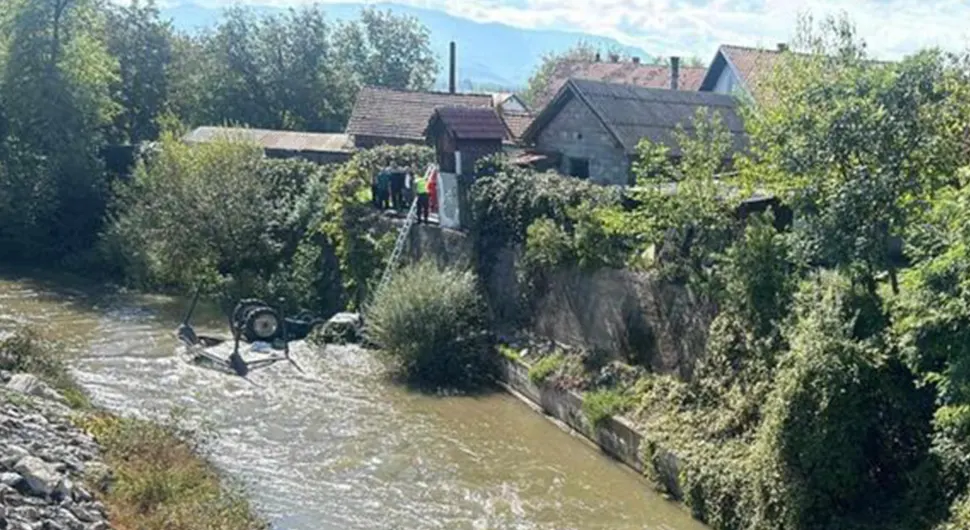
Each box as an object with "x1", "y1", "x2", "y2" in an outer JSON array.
[
  {"x1": 428, "y1": 106, "x2": 507, "y2": 140},
  {"x1": 534, "y1": 60, "x2": 707, "y2": 109},
  {"x1": 500, "y1": 111, "x2": 534, "y2": 141},
  {"x1": 697, "y1": 45, "x2": 785, "y2": 101},
  {"x1": 523, "y1": 79, "x2": 747, "y2": 156},
  {"x1": 346, "y1": 86, "x2": 493, "y2": 141},
  {"x1": 183, "y1": 126, "x2": 353, "y2": 153}
]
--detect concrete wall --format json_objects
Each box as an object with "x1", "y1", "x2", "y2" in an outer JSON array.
[
  {"x1": 497, "y1": 356, "x2": 686, "y2": 500},
  {"x1": 533, "y1": 267, "x2": 715, "y2": 377},
  {"x1": 402, "y1": 228, "x2": 713, "y2": 376},
  {"x1": 534, "y1": 95, "x2": 631, "y2": 186}
]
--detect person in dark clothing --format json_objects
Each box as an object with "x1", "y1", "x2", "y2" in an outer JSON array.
[
  {"x1": 390, "y1": 169, "x2": 405, "y2": 211},
  {"x1": 376, "y1": 168, "x2": 391, "y2": 210}
]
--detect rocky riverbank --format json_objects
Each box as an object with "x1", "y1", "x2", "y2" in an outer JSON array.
[{"x1": 0, "y1": 371, "x2": 112, "y2": 530}]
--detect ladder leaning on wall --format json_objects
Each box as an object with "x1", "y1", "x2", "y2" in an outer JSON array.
[{"x1": 373, "y1": 163, "x2": 437, "y2": 300}]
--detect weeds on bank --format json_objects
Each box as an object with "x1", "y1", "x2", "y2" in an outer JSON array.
[
  {"x1": 78, "y1": 412, "x2": 267, "y2": 530},
  {"x1": 0, "y1": 324, "x2": 91, "y2": 409}
]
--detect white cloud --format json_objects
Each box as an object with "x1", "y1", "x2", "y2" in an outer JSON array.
[{"x1": 167, "y1": 0, "x2": 970, "y2": 61}]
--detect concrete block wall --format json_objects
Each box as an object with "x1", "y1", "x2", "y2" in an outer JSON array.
[
  {"x1": 497, "y1": 356, "x2": 686, "y2": 500},
  {"x1": 535, "y1": 97, "x2": 631, "y2": 186}
]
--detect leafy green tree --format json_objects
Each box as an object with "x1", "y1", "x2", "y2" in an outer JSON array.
[
  {"x1": 201, "y1": 6, "x2": 353, "y2": 131},
  {"x1": 105, "y1": 0, "x2": 173, "y2": 144},
  {"x1": 742, "y1": 14, "x2": 970, "y2": 294},
  {"x1": 521, "y1": 41, "x2": 599, "y2": 108},
  {"x1": 0, "y1": 0, "x2": 119, "y2": 261},
  {"x1": 334, "y1": 7, "x2": 437, "y2": 91}
]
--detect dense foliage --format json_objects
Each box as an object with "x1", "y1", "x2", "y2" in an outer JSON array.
[
  {"x1": 364, "y1": 260, "x2": 495, "y2": 388},
  {"x1": 0, "y1": 0, "x2": 437, "y2": 266}
]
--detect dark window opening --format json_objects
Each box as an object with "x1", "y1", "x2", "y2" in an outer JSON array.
[{"x1": 568, "y1": 157, "x2": 590, "y2": 179}]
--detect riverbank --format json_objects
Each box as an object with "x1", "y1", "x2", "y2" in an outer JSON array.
[{"x1": 0, "y1": 326, "x2": 266, "y2": 530}]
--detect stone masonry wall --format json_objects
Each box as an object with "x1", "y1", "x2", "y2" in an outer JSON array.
[{"x1": 535, "y1": 96, "x2": 631, "y2": 186}]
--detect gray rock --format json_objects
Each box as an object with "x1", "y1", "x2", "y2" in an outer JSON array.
[
  {"x1": 89, "y1": 522, "x2": 110, "y2": 530},
  {"x1": 6, "y1": 375, "x2": 66, "y2": 405},
  {"x1": 56, "y1": 507, "x2": 84, "y2": 530},
  {"x1": 1, "y1": 471, "x2": 23, "y2": 487},
  {"x1": 66, "y1": 504, "x2": 97, "y2": 523},
  {"x1": 2, "y1": 445, "x2": 30, "y2": 469},
  {"x1": 13, "y1": 506, "x2": 40, "y2": 521},
  {"x1": 13, "y1": 456, "x2": 62, "y2": 497}
]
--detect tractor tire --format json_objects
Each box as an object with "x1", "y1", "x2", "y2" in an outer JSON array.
[
  {"x1": 232, "y1": 299, "x2": 268, "y2": 334},
  {"x1": 242, "y1": 306, "x2": 282, "y2": 343}
]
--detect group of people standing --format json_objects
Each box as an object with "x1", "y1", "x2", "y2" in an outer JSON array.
[{"x1": 371, "y1": 166, "x2": 435, "y2": 224}]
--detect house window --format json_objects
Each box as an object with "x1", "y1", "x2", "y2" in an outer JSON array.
[{"x1": 568, "y1": 157, "x2": 590, "y2": 179}]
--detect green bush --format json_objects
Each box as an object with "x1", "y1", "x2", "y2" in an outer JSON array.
[
  {"x1": 104, "y1": 131, "x2": 336, "y2": 311},
  {"x1": 582, "y1": 388, "x2": 632, "y2": 427},
  {"x1": 364, "y1": 260, "x2": 494, "y2": 389},
  {"x1": 527, "y1": 353, "x2": 564, "y2": 385}
]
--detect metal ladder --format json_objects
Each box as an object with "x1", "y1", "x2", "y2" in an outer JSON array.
[{"x1": 374, "y1": 195, "x2": 419, "y2": 298}]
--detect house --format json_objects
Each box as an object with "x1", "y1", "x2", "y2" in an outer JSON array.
[
  {"x1": 183, "y1": 126, "x2": 354, "y2": 164},
  {"x1": 519, "y1": 78, "x2": 747, "y2": 186},
  {"x1": 491, "y1": 92, "x2": 530, "y2": 113},
  {"x1": 698, "y1": 44, "x2": 788, "y2": 102},
  {"x1": 531, "y1": 55, "x2": 708, "y2": 111},
  {"x1": 425, "y1": 106, "x2": 506, "y2": 175},
  {"x1": 345, "y1": 86, "x2": 494, "y2": 149}
]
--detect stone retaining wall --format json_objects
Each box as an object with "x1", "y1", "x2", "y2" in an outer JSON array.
[{"x1": 496, "y1": 356, "x2": 686, "y2": 500}]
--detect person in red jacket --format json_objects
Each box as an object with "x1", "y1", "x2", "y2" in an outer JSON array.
[{"x1": 427, "y1": 166, "x2": 438, "y2": 214}]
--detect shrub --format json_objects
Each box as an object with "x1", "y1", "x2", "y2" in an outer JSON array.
[
  {"x1": 104, "y1": 131, "x2": 336, "y2": 311},
  {"x1": 364, "y1": 260, "x2": 494, "y2": 389},
  {"x1": 527, "y1": 353, "x2": 564, "y2": 385},
  {"x1": 582, "y1": 388, "x2": 632, "y2": 427}
]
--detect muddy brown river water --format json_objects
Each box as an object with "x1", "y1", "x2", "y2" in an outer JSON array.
[{"x1": 0, "y1": 271, "x2": 708, "y2": 530}]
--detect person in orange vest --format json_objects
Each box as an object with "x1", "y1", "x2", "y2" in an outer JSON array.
[{"x1": 414, "y1": 171, "x2": 430, "y2": 224}]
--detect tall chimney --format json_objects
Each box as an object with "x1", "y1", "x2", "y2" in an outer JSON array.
[
  {"x1": 670, "y1": 56, "x2": 680, "y2": 90},
  {"x1": 449, "y1": 41, "x2": 456, "y2": 94},
  {"x1": 632, "y1": 56, "x2": 640, "y2": 64},
  {"x1": 595, "y1": 52, "x2": 601, "y2": 62}
]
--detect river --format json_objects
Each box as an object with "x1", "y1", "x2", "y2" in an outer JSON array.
[{"x1": 0, "y1": 271, "x2": 708, "y2": 530}]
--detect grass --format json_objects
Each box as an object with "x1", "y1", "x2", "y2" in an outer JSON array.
[
  {"x1": 582, "y1": 388, "x2": 633, "y2": 427},
  {"x1": 527, "y1": 353, "x2": 565, "y2": 385},
  {"x1": 2, "y1": 324, "x2": 266, "y2": 530},
  {"x1": 77, "y1": 412, "x2": 266, "y2": 530}
]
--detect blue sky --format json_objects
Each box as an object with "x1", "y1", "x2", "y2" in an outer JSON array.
[{"x1": 171, "y1": 0, "x2": 970, "y2": 60}]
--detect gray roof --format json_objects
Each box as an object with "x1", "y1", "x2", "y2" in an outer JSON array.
[
  {"x1": 183, "y1": 126, "x2": 353, "y2": 153},
  {"x1": 522, "y1": 78, "x2": 747, "y2": 156},
  {"x1": 345, "y1": 86, "x2": 493, "y2": 142}
]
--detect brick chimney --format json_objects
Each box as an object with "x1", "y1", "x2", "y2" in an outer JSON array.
[
  {"x1": 632, "y1": 56, "x2": 640, "y2": 64},
  {"x1": 777, "y1": 42, "x2": 789, "y2": 52},
  {"x1": 670, "y1": 56, "x2": 680, "y2": 90}
]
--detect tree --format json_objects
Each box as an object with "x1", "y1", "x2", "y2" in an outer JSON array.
[
  {"x1": 105, "y1": 0, "x2": 173, "y2": 144},
  {"x1": 202, "y1": 6, "x2": 353, "y2": 132},
  {"x1": 0, "y1": 0, "x2": 120, "y2": 261},
  {"x1": 521, "y1": 41, "x2": 599, "y2": 108},
  {"x1": 741, "y1": 13, "x2": 970, "y2": 294},
  {"x1": 333, "y1": 7, "x2": 438, "y2": 91}
]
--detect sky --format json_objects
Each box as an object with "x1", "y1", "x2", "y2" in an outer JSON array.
[{"x1": 176, "y1": 0, "x2": 970, "y2": 60}]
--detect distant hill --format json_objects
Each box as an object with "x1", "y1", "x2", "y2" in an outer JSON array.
[{"x1": 159, "y1": 2, "x2": 661, "y2": 91}]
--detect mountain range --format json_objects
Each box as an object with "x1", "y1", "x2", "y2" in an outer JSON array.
[{"x1": 159, "y1": 2, "x2": 661, "y2": 91}]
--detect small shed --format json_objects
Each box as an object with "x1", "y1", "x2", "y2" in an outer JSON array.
[{"x1": 425, "y1": 106, "x2": 506, "y2": 175}]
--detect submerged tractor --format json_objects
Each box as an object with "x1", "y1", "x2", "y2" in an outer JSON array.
[{"x1": 176, "y1": 292, "x2": 323, "y2": 377}]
